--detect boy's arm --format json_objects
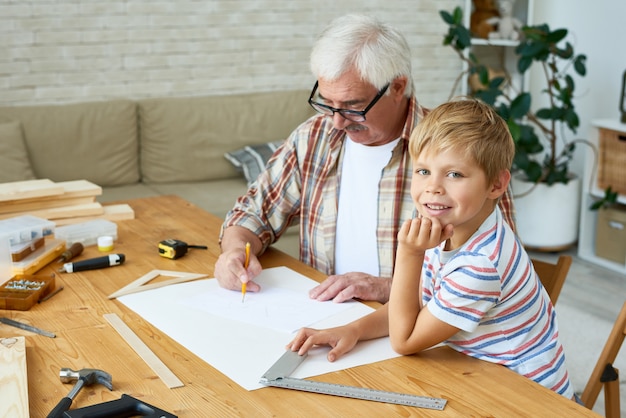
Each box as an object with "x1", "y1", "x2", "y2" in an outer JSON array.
[
  {"x1": 287, "y1": 304, "x2": 390, "y2": 362},
  {"x1": 388, "y1": 218, "x2": 459, "y2": 355}
]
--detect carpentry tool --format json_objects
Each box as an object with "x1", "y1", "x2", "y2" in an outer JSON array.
[
  {"x1": 56, "y1": 242, "x2": 84, "y2": 263},
  {"x1": 59, "y1": 254, "x2": 125, "y2": 273},
  {"x1": 47, "y1": 367, "x2": 113, "y2": 418},
  {"x1": 158, "y1": 238, "x2": 207, "y2": 259},
  {"x1": 38, "y1": 285, "x2": 64, "y2": 303},
  {"x1": 0, "y1": 317, "x2": 56, "y2": 338},
  {"x1": 260, "y1": 350, "x2": 447, "y2": 410},
  {"x1": 63, "y1": 394, "x2": 177, "y2": 417},
  {"x1": 103, "y1": 313, "x2": 184, "y2": 388},
  {"x1": 107, "y1": 270, "x2": 207, "y2": 299}
]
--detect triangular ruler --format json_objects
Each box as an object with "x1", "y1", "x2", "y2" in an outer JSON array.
[{"x1": 108, "y1": 270, "x2": 208, "y2": 299}]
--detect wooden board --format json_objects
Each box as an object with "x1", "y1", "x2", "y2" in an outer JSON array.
[
  {"x1": 0, "y1": 202, "x2": 104, "y2": 221},
  {"x1": 53, "y1": 204, "x2": 135, "y2": 226},
  {"x1": 103, "y1": 313, "x2": 184, "y2": 389},
  {"x1": 0, "y1": 180, "x2": 102, "y2": 215},
  {"x1": 0, "y1": 179, "x2": 64, "y2": 202},
  {"x1": 0, "y1": 336, "x2": 29, "y2": 417}
]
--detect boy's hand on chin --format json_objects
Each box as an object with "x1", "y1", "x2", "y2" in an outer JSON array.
[{"x1": 398, "y1": 217, "x2": 454, "y2": 255}]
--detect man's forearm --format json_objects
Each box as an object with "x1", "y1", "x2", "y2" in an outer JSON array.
[{"x1": 220, "y1": 225, "x2": 262, "y2": 255}]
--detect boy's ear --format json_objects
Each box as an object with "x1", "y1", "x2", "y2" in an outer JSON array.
[{"x1": 488, "y1": 170, "x2": 511, "y2": 199}]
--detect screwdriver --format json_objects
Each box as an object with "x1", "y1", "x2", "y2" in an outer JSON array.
[
  {"x1": 59, "y1": 254, "x2": 125, "y2": 273},
  {"x1": 56, "y1": 242, "x2": 84, "y2": 263}
]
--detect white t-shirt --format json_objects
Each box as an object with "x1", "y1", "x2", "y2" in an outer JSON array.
[{"x1": 334, "y1": 137, "x2": 400, "y2": 276}]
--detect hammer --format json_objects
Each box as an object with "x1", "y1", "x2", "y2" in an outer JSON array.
[{"x1": 47, "y1": 367, "x2": 113, "y2": 418}]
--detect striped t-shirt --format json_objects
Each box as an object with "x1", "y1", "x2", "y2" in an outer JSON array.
[{"x1": 422, "y1": 207, "x2": 574, "y2": 399}]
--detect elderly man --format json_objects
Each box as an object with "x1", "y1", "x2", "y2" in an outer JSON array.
[{"x1": 214, "y1": 14, "x2": 515, "y2": 303}]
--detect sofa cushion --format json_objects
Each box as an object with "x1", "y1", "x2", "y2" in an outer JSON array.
[
  {"x1": 138, "y1": 90, "x2": 314, "y2": 184},
  {"x1": 0, "y1": 119, "x2": 37, "y2": 182},
  {"x1": 0, "y1": 100, "x2": 140, "y2": 187},
  {"x1": 224, "y1": 140, "x2": 283, "y2": 185}
]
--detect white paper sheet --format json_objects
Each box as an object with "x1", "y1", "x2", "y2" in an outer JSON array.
[
  {"x1": 118, "y1": 266, "x2": 400, "y2": 390},
  {"x1": 185, "y1": 285, "x2": 353, "y2": 333}
]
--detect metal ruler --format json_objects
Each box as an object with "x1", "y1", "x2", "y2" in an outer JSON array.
[
  {"x1": 0, "y1": 317, "x2": 55, "y2": 338},
  {"x1": 259, "y1": 350, "x2": 446, "y2": 411}
]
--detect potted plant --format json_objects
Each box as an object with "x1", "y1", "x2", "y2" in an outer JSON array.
[{"x1": 439, "y1": 6, "x2": 589, "y2": 250}]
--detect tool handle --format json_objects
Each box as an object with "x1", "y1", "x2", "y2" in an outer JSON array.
[
  {"x1": 47, "y1": 396, "x2": 73, "y2": 418},
  {"x1": 62, "y1": 254, "x2": 125, "y2": 273},
  {"x1": 57, "y1": 242, "x2": 84, "y2": 263}
]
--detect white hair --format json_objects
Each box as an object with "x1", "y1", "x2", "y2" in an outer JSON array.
[{"x1": 310, "y1": 14, "x2": 414, "y2": 97}]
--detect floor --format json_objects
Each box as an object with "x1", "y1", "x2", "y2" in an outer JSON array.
[{"x1": 528, "y1": 248, "x2": 625, "y2": 417}]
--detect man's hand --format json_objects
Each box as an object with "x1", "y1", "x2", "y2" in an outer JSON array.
[
  {"x1": 214, "y1": 248, "x2": 262, "y2": 292},
  {"x1": 286, "y1": 325, "x2": 360, "y2": 362},
  {"x1": 309, "y1": 273, "x2": 391, "y2": 303},
  {"x1": 214, "y1": 227, "x2": 263, "y2": 292}
]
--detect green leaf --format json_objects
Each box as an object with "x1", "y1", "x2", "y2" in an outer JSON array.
[
  {"x1": 517, "y1": 56, "x2": 533, "y2": 73},
  {"x1": 574, "y1": 55, "x2": 587, "y2": 76},
  {"x1": 489, "y1": 76, "x2": 506, "y2": 88},
  {"x1": 507, "y1": 119, "x2": 521, "y2": 140},
  {"x1": 452, "y1": 25, "x2": 472, "y2": 49},
  {"x1": 590, "y1": 200, "x2": 603, "y2": 210},
  {"x1": 479, "y1": 66, "x2": 489, "y2": 85},
  {"x1": 564, "y1": 108, "x2": 580, "y2": 132},
  {"x1": 525, "y1": 162, "x2": 543, "y2": 182},
  {"x1": 474, "y1": 89, "x2": 500, "y2": 105},
  {"x1": 517, "y1": 41, "x2": 547, "y2": 59},
  {"x1": 439, "y1": 10, "x2": 455, "y2": 25},
  {"x1": 546, "y1": 28, "x2": 568, "y2": 43},
  {"x1": 509, "y1": 93, "x2": 531, "y2": 119},
  {"x1": 555, "y1": 42, "x2": 573, "y2": 59},
  {"x1": 536, "y1": 108, "x2": 554, "y2": 120},
  {"x1": 452, "y1": 6, "x2": 463, "y2": 24}
]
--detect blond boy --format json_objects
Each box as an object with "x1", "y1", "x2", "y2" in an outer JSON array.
[{"x1": 288, "y1": 99, "x2": 575, "y2": 400}]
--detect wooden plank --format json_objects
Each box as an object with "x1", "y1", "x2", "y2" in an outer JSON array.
[
  {"x1": 0, "y1": 336, "x2": 29, "y2": 418},
  {"x1": 0, "y1": 202, "x2": 104, "y2": 221},
  {"x1": 0, "y1": 195, "x2": 97, "y2": 215},
  {"x1": 0, "y1": 180, "x2": 102, "y2": 214},
  {"x1": 53, "y1": 180, "x2": 103, "y2": 198},
  {"x1": 53, "y1": 204, "x2": 135, "y2": 226},
  {"x1": 0, "y1": 179, "x2": 64, "y2": 202},
  {"x1": 103, "y1": 313, "x2": 184, "y2": 389}
]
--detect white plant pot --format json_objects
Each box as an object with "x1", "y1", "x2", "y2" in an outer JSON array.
[{"x1": 510, "y1": 175, "x2": 581, "y2": 251}]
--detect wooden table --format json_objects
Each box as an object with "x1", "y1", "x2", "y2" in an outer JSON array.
[{"x1": 1, "y1": 195, "x2": 597, "y2": 417}]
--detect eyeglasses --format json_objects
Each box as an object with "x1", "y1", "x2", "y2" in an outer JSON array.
[{"x1": 307, "y1": 81, "x2": 390, "y2": 122}]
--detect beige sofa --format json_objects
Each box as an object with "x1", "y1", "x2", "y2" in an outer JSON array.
[{"x1": 0, "y1": 90, "x2": 314, "y2": 257}]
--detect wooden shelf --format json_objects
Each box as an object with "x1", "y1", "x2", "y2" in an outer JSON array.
[{"x1": 578, "y1": 119, "x2": 626, "y2": 274}]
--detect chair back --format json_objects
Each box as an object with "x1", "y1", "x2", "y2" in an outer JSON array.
[
  {"x1": 581, "y1": 301, "x2": 626, "y2": 418},
  {"x1": 531, "y1": 255, "x2": 572, "y2": 305}
]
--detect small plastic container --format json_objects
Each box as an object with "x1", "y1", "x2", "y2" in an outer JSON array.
[
  {"x1": 55, "y1": 219, "x2": 117, "y2": 247},
  {"x1": 97, "y1": 235, "x2": 114, "y2": 252},
  {"x1": 0, "y1": 215, "x2": 55, "y2": 246}
]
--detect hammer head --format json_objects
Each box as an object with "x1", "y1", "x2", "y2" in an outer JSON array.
[{"x1": 60, "y1": 368, "x2": 113, "y2": 390}]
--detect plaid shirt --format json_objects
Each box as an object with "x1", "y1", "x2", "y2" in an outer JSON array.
[{"x1": 222, "y1": 96, "x2": 516, "y2": 277}]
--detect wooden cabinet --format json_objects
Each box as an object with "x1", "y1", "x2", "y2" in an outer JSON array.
[
  {"x1": 578, "y1": 119, "x2": 626, "y2": 274},
  {"x1": 461, "y1": 0, "x2": 534, "y2": 96}
]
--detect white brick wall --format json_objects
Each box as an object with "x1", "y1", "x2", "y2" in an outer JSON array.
[{"x1": 0, "y1": 0, "x2": 463, "y2": 107}]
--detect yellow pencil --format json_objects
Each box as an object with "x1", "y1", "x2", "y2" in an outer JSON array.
[{"x1": 242, "y1": 242, "x2": 250, "y2": 303}]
